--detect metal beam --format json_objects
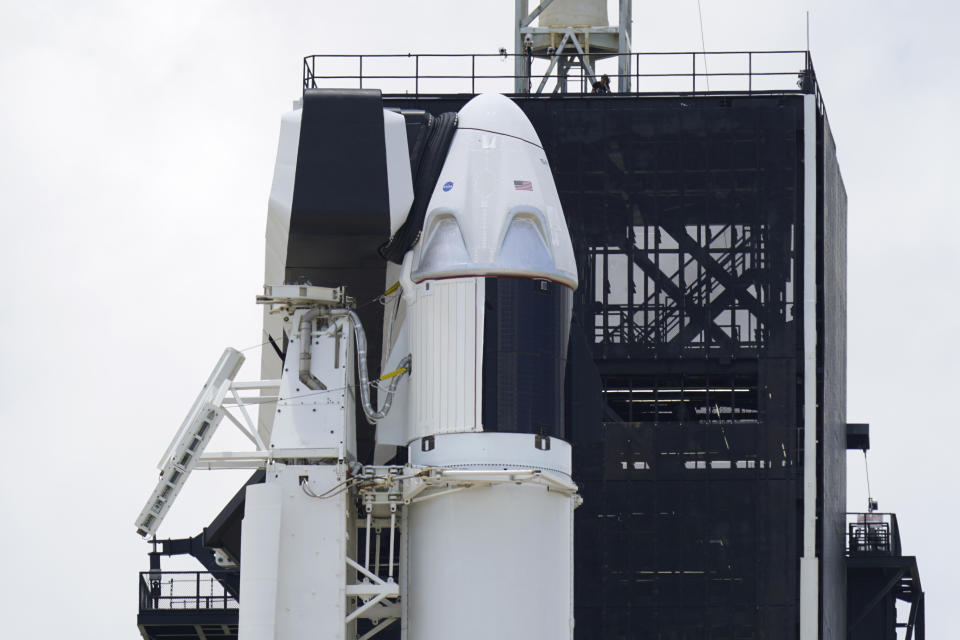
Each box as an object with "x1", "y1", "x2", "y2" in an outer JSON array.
[
  {"x1": 620, "y1": 240, "x2": 737, "y2": 348},
  {"x1": 658, "y1": 219, "x2": 764, "y2": 319},
  {"x1": 594, "y1": 151, "x2": 765, "y2": 347},
  {"x1": 514, "y1": 0, "x2": 529, "y2": 92},
  {"x1": 564, "y1": 28, "x2": 597, "y2": 84},
  {"x1": 618, "y1": 0, "x2": 633, "y2": 92},
  {"x1": 535, "y1": 32, "x2": 570, "y2": 94},
  {"x1": 520, "y1": 0, "x2": 557, "y2": 28},
  {"x1": 670, "y1": 270, "x2": 760, "y2": 345},
  {"x1": 358, "y1": 617, "x2": 398, "y2": 640},
  {"x1": 156, "y1": 534, "x2": 240, "y2": 599},
  {"x1": 905, "y1": 590, "x2": 919, "y2": 640},
  {"x1": 916, "y1": 593, "x2": 925, "y2": 640},
  {"x1": 848, "y1": 568, "x2": 905, "y2": 632}
]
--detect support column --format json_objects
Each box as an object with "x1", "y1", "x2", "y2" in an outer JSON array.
[
  {"x1": 618, "y1": 0, "x2": 632, "y2": 92},
  {"x1": 515, "y1": 0, "x2": 529, "y2": 93},
  {"x1": 799, "y1": 93, "x2": 819, "y2": 640}
]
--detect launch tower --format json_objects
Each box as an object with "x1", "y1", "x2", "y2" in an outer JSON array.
[{"x1": 134, "y1": 24, "x2": 925, "y2": 640}]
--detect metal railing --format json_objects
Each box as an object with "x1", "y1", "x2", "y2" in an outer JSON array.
[
  {"x1": 846, "y1": 512, "x2": 902, "y2": 557},
  {"x1": 139, "y1": 571, "x2": 239, "y2": 611},
  {"x1": 303, "y1": 50, "x2": 816, "y2": 97}
]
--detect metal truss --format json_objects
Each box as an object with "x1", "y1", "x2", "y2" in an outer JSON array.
[
  {"x1": 514, "y1": 0, "x2": 632, "y2": 94},
  {"x1": 559, "y1": 125, "x2": 796, "y2": 360}
]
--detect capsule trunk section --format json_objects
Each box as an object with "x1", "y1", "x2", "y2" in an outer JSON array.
[{"x1": 396, "y1": 276, "x2": 572, "y2": 443}]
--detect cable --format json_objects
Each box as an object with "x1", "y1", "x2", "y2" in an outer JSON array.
[
  {"x1": 276, "y1": 372, "x2": 406, "y2": 408},
  {"x1": 276, "y1": 384, "x2": 350, "y2": 405},
  {"x1": 379, "y1": 365, "x2": 409, "y2": 381},
  {"x1": 237, "y1": 339, "x2": 270, "y2": 353},
  {"x1": 301, "y1": 471, "x2": 422, "y2": 500},
  {"x1": 356, "y1": 294, "x2": 385, "y2": 310},
  {"x1": 696, "y1": 0, "x2": 710, "y2": 91},
  {"x1": 863, "y1": 450, "x2": 875, "y2": 511},
  {"x1": 302, "y1": 476, "x2": 355, "y2": 499}
]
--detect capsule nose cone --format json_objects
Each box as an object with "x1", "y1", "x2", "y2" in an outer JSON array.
[
  {"x1": 457, "y1": 93, "x2": 544, "y2": 148},
  {"x1": 409, "y1": 93, "x2": 578, "y2": 289}
]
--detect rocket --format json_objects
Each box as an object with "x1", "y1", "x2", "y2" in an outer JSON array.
[
  {"x1": 377, "y1": 93, "x2": 579, "y2": 639},
  {"x1": 136, "y1": 91, "x2": 579, "y2": 640}
]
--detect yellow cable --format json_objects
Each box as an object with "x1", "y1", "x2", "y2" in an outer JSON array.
[
  {"x1": 384, "y1": 282, "x2": 400, "y2": 295},
  {"x1": 379, "y1": 366, "x2": 408, "y2": 381}
]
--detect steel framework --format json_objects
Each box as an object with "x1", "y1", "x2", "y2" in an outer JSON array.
[{"x1": 137, "y1": 51, "x2": 924, "y2": 640}]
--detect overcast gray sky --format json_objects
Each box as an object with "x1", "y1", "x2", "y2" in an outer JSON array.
[{"x1": 0, "y1": 1, "x2": 956, "y2": 638}]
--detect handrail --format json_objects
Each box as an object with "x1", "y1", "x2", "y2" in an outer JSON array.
[
  {"x1": 846, "y1": 512, "x2": 902, "y2": 557},
  {"x1": 303, "y1": 50, "x2": 817, "y2": 98},
  {"x1": 139, "y1": 570, "x2": 239, "y2": 611}
]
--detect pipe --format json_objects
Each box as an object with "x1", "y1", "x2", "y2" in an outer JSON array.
[
  {"x1": 298, "y1": 308, "x2": 326, "y2": 391},
  {"x1": 388, "y1": 509, "x2": 396, "y2": 580},
  {"x1": 328, "y1": 309, "x2": 411, "y2": 424},
  {"x1": 365, "y1": 508, "x2": 372, "y2": 570}
]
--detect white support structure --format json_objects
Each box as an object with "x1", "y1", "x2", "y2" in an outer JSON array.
[
  {"x1": 135, "y1": 286, "x2": 354, "y2": 535},
  {"x1": 240, "y1": 463, "x2": 353, "y2": 640},
  {"x1": 236, "y1": 284, "x2": 417, "y2": 639},
  {"x1": 135, "y1": 284, "x2": 378, "y2": 638}
]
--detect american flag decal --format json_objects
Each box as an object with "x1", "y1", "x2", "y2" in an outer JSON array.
[{"x1": 513, "y1": 180, "x2": 533, "y2": 191}]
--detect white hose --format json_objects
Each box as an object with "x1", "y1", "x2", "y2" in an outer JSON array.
[
  {"x1": 327, "y1": 309, "x2": 411, "y2": 424},
  {"x1": 298, "y1": 308, "x2": 326, "y2": 390}
]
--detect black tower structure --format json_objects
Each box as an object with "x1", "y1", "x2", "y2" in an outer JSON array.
[
  {"x1": 136, "y1": 53, "x2": 925, "y2": 640},
  {"x1": 381, "y1": 78, "x2": 846, "y2": 640},
  {"x1": 374, "y1": 55, "x2": 925, "y2": 639}
]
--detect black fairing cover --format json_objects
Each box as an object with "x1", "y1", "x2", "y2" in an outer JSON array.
[
  {"x1": 287, "y1": 89, "x2": 390, "y2": 264},
  {"x1": 287, "y1": 89, "x2": 391, "y2": 461},
  {"x1": 286, "y1": 88, "x2": 390, "y2": 291},
  {"x1": 482, "y1": 277, "x2": 573, "y2": 439},
  {"x1": 379, "y1": 110, "x2": 458, "y2": 263}
]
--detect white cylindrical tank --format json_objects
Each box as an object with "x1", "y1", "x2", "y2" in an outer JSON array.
[
  {"x1": 405, "y1": 433, "x2": 574, "y2": 640},
  {"x1": 538, "y1": 0, "x2": 608, "y2": 27},
  {"x1": 396, "y1": 94, "x2": 578, "y2": 640}
]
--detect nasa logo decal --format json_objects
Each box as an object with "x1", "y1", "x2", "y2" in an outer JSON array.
[{"x1": 442, "y1": 181, "x2": 454, "y2": 192}]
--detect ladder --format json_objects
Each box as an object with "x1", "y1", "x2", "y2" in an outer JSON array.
[{"x1": 135, "y1": 348, "x2": 245, "y2": 537}]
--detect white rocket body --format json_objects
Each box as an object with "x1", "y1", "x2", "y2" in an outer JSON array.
[
  {"x1": 379, "y1": 94, "x2": 578, "y2": 639},
  {"x1": 404, "y1": 434, "x2": 575, "y2": 639}
]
